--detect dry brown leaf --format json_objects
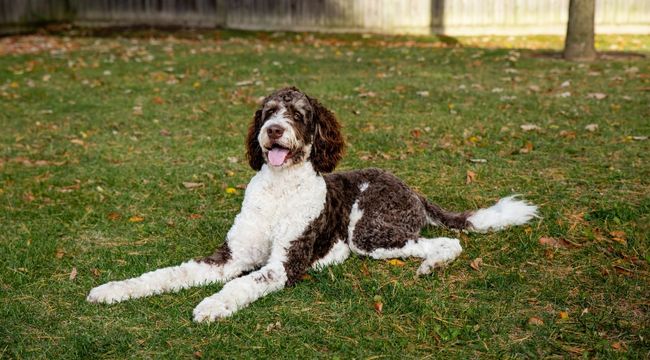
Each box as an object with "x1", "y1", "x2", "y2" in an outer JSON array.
[
  {"x1": 611, "y1": 342, "x2": 623, "y2": 350},
  {"x1": 373, "y1": 295, "x2": 383, "y2": 314},
  {"x1": 69, "y1": 267, "x2": 78, "y2": 281},
  {"x1": 410, "y1": 129, "x2": 422, "y2": 138},
  {"x1": 469, "y1": 257, "x2": 483, "y2": 271},
  {"x1": 55, "y1": 248, "x2": 65, "y2": 259},
  {"x1": 466, "y1": 170, "x2": 477, "y2": 184},
  {"x1": 188, "y1": 213, "x2": 202, "y2": 220},
  {"x1": 527, "y1": 316, "x2": 544, "y2": 326},
  {"x1": 558, "y1": 311, "x2": 569, "y2": 319},
  {"x1": 559, "y1": 130, "x2": 577, "y2": 139},
  {"x1": 90, "y1": 268, "x2": 101, "y2": 277},
  {"x1": 23, "y1": 192, "x2": 36, "y2": 202},
  {"x1": 152, "y1": 96, "x2": 164, "y2": 104},
  {"x1": 182, "y1": 182, "x2": 204, "y2": 189},
  {"x1": 539, "y1": 236, "x2": 572, "y2": 249},
  {"x1": 520, "y1": 124, "x2": 541, "y2": 132},
  {"x1": 107, "y1": 212, "x2": 121, "y2": 221},
  {"x1": 129, "y1": 216, "x2": 144, "y2": 223},
  {"x1": 587, "y1": 93, "x2": 607, "y2": 100},
  {"x1": 609, "y1": 230, "x2": 627, "y2": 245},
  {"x1": 519, "y1": 141, "x2": 534, "y2": 154},
  {"x1": 301, "y1": 274, "x2": 313, "y2": 281},
  {"x1": 70, "y1": 139, "x2": 85, "y2": 146}
]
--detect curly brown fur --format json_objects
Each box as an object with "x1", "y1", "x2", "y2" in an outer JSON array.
[{"x1": 246, "y1": 109, "x2": 265, "y2": 171}]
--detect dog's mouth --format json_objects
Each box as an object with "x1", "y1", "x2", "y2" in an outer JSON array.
[{"x1": 266, "y1": 143, "x2": 293, "y2": 166}]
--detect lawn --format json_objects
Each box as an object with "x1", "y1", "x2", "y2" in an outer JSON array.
[{"x1": 1, "y1": 30, "x2": 648, "y2": 358}]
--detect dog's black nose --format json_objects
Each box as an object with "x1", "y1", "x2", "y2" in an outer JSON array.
[{"x1": 267, "y1": 125, "x2": 284, "y2": 140}]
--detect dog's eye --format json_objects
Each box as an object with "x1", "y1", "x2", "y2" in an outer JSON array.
[
  {"x1": 265, "y1": 109, "x2": 275, "y2": 117},
  {"x1": 293, "y1": 112, "x2": 303, "y2": 121}
]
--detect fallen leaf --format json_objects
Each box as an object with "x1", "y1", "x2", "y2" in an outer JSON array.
[
  {"x1": 301, "y1": 274, "x2": 313, "y2": 281},
  {"x1": 90, "y1": 268, "x2": 101, "y2": 277},
  {"x1": 129, "y1": 216, "x2": 144, "y2": 223},
  {"x1": 559, "y1": 130, "x2": 576, "y2": 139},
  {"x1": 132, "y1": 105, "x2": 143, "y2": 116},
  {"x1": 23, "y1": 192, "x2": 36, "y2": 202},
  {"x1": 107, "y1": 212, "x2": 121, "y2": 221},
  {"x1": 235, "y1": 80, "x2": 254, "y2": 87},
  {"x1": 188, "y1": 213, "x2": 202, "y2": 220},
  {"x1": 586, "y1": 93, "x2": 607, "y2": 100},
  {"x1": 159, "y1": 129, "x2": 171, "y2": 136},
  {"x1": 611, "y1": 342, "x2": 623, "y2": 350},
  {"x1": 558, "y1": 311, "x2": 569, "y2": 319},
  {"x1": 358, "y1": 91, "x2": 376, "y2": 98},
  {"x1": 387, "y1": 259, "x2": 405, "y2": 266},
  {"x1": 55, "y1": 248, "x2": 65, "y2": 259},
  {"x1": 584, "y1": 123, "x2": 599, "y2": 132},
  {"x1": 519, "y1": 142, "x2": 534, "y2": 154},
  {"x1": 265, "y1": 321, "x2": 282, "y2": 332},
  {"x1": 193, "y1": 350, "x2": 203, "y2": 359},
  {"x1": 527, "y1": 317, "x2": 544, "y2": 326},
  {"x1": 469, "y1": 257, "x2": 483, "y2": 271},
  {"x1": 152, "y1": 96, "x2": 164, "y2": 104},
  {"x1": 539, "y1": 236, "x2": 572, "y2": 249},
  {"x1": 373, "y1": 295, "x2": 383, "y2": 314},
  {"x1": 520, "y1": 124, "x2": 541, "y2": 132},
  {"x1": 182, "y1": 182, "x2": 204, "y2": 189},
  {"x1": 410, "y1": 129, "x2": 422, "y2": 138},
  {"x1": 70, "y1": 139, "x2": 85, "y2": 146},
  {"x1": 225, "y1": 187, "x2": 237, "y2": 194},
  {"x1": 609, "y1": 230, "x2": 627, "y2": 245},
  {"x1": 69, "y1": 267, "x2": 77, "y2": 280},
  {"x1": 528, "y1": 84, "x2": 541, "y2": 92},
  {"x1": 466, "y1": 170, "x2": 477, "y2": 184}
]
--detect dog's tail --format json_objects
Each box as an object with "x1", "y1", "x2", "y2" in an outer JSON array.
[{"x1": 419, "y1": 195, "x2": 538, "y2": 232}]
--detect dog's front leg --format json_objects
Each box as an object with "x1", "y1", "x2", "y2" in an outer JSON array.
[
  {"x1": 87, "y1": 243, "x2": 260, "y2": 304},
  {"x1": 193, "y1": 235, "x2": 315, "y2": 322}
]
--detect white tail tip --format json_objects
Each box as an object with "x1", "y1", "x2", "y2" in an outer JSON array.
[{"x1": 467, "y1": 195, "x2": 538, "y2": 232}]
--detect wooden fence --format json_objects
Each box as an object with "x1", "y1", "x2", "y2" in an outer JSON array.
[{"x1": 1, "y1": 0, "x2": 649, "y2": 35}]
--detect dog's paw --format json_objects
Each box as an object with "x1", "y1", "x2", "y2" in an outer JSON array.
[
  {"x1": 87, "y1": 282, "x2": 128, "y2": 304},
  {"x1": 193, "y1": 296, "x2": 237, "y2": 323},
  {"x1": 417, "y1": 238, "x2": 463, "y2": 276}
]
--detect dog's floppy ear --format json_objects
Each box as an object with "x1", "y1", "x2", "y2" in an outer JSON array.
[
  {"x1": 246, "y1": 109, "x2": 265, "y2": 171},
  {"x1": 308, "y1": 97, "x2": 345, "y2": 173}
]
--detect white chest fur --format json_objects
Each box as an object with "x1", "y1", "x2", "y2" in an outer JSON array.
[{"x1": 228, "y1": 162, "x2": 327, "y2": 263}]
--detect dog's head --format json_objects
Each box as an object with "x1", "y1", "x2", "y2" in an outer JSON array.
[{"x1": 246, "y1": 87, "x2": 344, "y2": 173}]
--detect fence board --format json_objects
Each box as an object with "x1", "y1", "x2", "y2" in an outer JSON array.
[{"x1": 1, "y1": 0, "x2": 649, "y2": 36}]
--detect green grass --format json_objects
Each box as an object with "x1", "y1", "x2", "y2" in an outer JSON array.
[{"x1": 1, "y1": 31, "x2": 649, "y2": 358}]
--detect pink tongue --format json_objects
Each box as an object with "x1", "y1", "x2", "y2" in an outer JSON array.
[{"x1": 268, "y1": 148, "x2": 289, "y2": 166}]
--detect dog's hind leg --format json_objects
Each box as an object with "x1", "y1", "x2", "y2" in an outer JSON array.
[
  {"x1": 87, "y1": 243, "x2": 256, "y2": 304},
  {"x1": 351, "y1": 237, "x2": 462, "y2": 276}
]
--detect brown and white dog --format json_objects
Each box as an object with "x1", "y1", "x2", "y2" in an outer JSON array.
[{"x1": 88, "y1": 87, "x2": 538, "y2": 322}]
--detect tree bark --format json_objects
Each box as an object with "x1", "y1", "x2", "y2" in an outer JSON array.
[{"x1": 564, "y1": 0, "x2": 597, "y2": 61}]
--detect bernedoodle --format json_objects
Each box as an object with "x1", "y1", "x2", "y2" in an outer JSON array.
[{"x1": 87, "y1": 87, "x2": 538, "y2": 322}]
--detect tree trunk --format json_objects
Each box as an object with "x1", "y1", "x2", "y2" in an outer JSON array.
[{"x1": 564, "y1": 0, "x2": 597, "y2": 61}]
